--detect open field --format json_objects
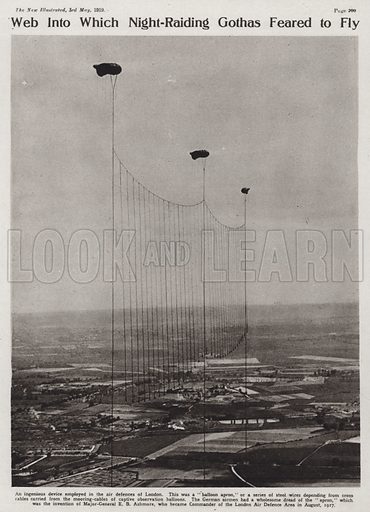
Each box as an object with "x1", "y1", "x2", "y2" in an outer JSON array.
[
  {"x1": 26, "y1": 455, "x2": 87, "y2": 471},
  {"x1": 233, "y1": 464, "x2": 360, "y2": 487},
  {"x1": 144, "y1": 428, "x2": 327, "y2": 458},
  {"x1": 111, "y1": 433, "x2": 188, "y2": 458},
  {"x1": 106, "y1": 428, "x2": 329, "y2": 463},
  {"x1": 290, "y1": 355, "x2": 358, "y2": 363}
]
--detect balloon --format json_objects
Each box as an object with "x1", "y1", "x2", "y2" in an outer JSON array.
[
  {"x1": 93, "y1": 63, "x2": 122, "y2": 77},
  {"x1": 190, "y1": 150, "x2": 210, "y2": 160}
]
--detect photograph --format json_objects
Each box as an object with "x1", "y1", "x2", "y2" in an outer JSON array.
[{"x1": 10, "y1": 35, "x2": 359, "y2": 487}]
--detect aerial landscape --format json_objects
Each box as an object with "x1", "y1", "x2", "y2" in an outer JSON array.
[
  {"x1": 11, "y1": 36, "x2": 359, "y2": 488},
  {"x1": 12, "y1": 302, "x2": 359, "y2": 487}
]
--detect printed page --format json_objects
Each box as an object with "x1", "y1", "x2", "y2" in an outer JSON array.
[{"x1": 0, "y1": 0, "x2": 369, "y2": 510}]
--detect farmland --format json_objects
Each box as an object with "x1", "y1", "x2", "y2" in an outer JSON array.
[{"x1": 12, "y1": 303, "x2": 360, "y2": 487}]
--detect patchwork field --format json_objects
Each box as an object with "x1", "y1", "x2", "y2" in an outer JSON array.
[
  {"x1": 115, "y1": 428, "x2": 327, "y2": 459},
  {"x1": 111, "y1": 433, "x2": 188, "y2": 458}
]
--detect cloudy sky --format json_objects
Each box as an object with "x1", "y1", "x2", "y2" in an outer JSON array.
[{"x1": 11, "y1": 36, "x2": 358, "y2": 312}]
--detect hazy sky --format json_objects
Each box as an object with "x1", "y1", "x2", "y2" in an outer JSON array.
[{"x1": 11, "y1": 36, "x2": 358, "y2": 312}]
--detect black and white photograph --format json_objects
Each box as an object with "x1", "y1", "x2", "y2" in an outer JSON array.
[{"x1": 10, "y1": 34, "x2": 360, "y2": 489}]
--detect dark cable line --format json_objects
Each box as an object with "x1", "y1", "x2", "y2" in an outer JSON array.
[
  {"x1": 142, "y1": 186, "x2": 151, "y2": 400},
  {"x1": 137, "y1": 183, "x2": 146, "y2": 401},
  {"x1": 181, "y1": 206, "x2": 191, "y2": 372},
  {"x1": 156, "y1": 195, "x2": 166, "y2": 396},
  {"x1": 126, "y1": 171, "x2": 135, "y2": 404},
  {"x1": 202, "y1": 159, "x2": 207, "y2": 482},
  {"x1": 148, "y1": 189, "x2": 156, "y2": 399},
  {"x1": 119, "y1": 165, "x2": 128, "y2": 403},
  {"x1": 172, "y1": 203, "x2": 181, "y2": 388},
  {"x1": 109, "y1": 75, "x2": 117, "y2": 487},
  {"x1": 162, "y1": 201, "x2": 171, "y2": 390},
  {"x1": 132, "y1": 177, "x2": 141, "y2": 402},
  {"x1": 243, "y1": 194, "x2": 249, "y2": 459}
]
